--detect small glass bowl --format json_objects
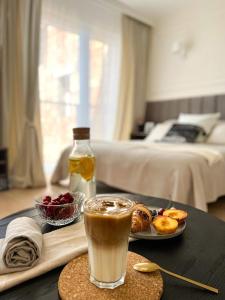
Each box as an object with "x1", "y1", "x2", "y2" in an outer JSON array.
[{"x1": 35, "y1": 192, "x2": 85, "y2": 226}]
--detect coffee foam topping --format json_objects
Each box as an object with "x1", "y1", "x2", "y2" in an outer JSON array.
[{"x1": 85, "y1": 196, "x2": 133, "y2": 215}]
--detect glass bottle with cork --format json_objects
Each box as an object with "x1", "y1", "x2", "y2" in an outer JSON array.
[{"x1": 69, "y1": 128, "x2": 96, "y2": 203}]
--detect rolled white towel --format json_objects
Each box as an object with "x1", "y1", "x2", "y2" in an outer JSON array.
[{"x1": 0, "y1": 217, "x2": 43, "y2": 274}]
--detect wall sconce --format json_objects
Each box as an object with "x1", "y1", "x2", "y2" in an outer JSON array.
[{"x1": 171, "y1": 40, "x2": 189, "y2": 58}]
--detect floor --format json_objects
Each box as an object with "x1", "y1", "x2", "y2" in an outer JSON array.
[
  {"x1": 0, "y1": 184, "x2": 224, "y2": 221},
  {"x1": 207, "y1": 196, "x2": 225, "y2": 222}
]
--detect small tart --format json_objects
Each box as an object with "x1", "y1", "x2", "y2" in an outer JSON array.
[
  {"x1": 153, "y1": 216, "x2": 178, "y2": 234},
  {"x1": 163, "y1": 209, "x2": 188, "y2": 224}
]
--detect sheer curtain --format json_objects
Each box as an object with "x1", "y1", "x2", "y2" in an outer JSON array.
[
  {"x1": 39, "y1": 0, "x2": 121, "y2": 174},
  {"x1": 114, "y1": 16, "x2": 151, "y2": 140}
]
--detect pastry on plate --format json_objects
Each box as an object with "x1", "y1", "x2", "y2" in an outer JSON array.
[
  {"x1": 131, "y1": 204, "x2": 152, "y2": 233},
  {"x1": 152, "y1": 216, "x2": 178, "y2": 234},
  {"x1": 163, "y1": 209, "x2": 188, "y2": 224}
]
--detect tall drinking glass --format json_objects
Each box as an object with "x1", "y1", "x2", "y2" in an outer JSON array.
[{"x1": 84, "y1": 195, "x2": 134, "y2": 289}]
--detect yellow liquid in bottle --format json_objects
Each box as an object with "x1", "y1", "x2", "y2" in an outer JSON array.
[{"x1": 69, "y1": 156, "x2": 96, "y2": 198}]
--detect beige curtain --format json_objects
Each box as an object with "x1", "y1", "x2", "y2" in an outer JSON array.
[
  {"x1": 1, "y1": 0, "x2": 46, "y2": 187},
  {"x1": 0, "y1": 1, "x2": 6, "y2": 148},
  {"x1": 114, "y1": 15, "x2": 151, "y2": 140},
  {"x1": 0, "y1": 48, "x2": 3, "y2": 148}
]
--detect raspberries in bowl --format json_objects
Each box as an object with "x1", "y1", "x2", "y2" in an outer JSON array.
[{"x1": 35, "y1": 192, "x2": 84, "y2": 226}]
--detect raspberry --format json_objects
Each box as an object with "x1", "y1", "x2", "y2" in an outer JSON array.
[
  {"x1": 43, "y1": 200, "x2": 50, "y2": 205},
  {"x1": 69, "y1": 206, "x2": 75, "y2": 216},
  {"x1": 42, "y1": 196, "x2": 51, "y2": 203},
  {"x1": 58, "y1": 207, "x2": 71, "y2": 219},
  {"x1": 158, "y1": 208, "x2": 165, "y2": 216},
  {"x1": 63, "y1": 192, "x2": 74, "y2": 203},
  {"x1": 45, "y1": 206, "x2": 54, "y2": 218},
  {"x1": 59, "y1": 197, "x2": 68, "y2": 204},
  {"x1": 51, "y1": 199, "x2": 60, "y2": 205}
]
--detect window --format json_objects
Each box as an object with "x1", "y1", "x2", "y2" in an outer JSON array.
[{"x1": 39, "y1": 0, "x2": 121, "y2": 175}]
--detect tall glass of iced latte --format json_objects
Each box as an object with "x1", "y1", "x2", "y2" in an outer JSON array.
[{"x1": 84, "y1": 195, "x2": 134, "y2": 289}]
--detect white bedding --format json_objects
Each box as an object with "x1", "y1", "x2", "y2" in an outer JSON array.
[{"x1": 51, "y1": 141, "x2": 225, "y2": 212}]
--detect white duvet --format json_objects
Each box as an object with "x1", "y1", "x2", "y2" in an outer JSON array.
[{"x1": 51, "y1": 141, "x2": 225, "y2": 212}]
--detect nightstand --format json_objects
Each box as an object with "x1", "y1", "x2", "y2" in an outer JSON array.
[
  {"x1": 0, "y1": 148, "x2": 9, "y2": 191},
  {"x1": 130, "y1": 132, "x2": 147, "y2": 140}
]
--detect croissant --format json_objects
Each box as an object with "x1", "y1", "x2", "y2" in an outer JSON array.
[{"x1": 131, "y1": 204, "x2": 152, "y2": 233}]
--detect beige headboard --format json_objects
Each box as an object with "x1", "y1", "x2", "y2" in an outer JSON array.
[{"x1": 145, "y1": 95, "x2": 225, "y2": 123}]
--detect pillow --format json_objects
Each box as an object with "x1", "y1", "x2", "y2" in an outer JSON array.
[
  {"x1": 162, "y1": 124, "x2": 206, "y2": 143},
  {"x1": 207, "y1": 121, "x2": 225, "y2": 144},
  {"x1": 145, "y1": 120, "x2": 175, "y2": 142},
  {"x1": 178, "y1": 113, "x2": 221, "y2": 135}
]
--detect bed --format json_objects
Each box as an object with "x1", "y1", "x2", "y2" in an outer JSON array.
[
  {"x1": 51, "y1": 140, "x2": 225, "y2": 212},
  {"x1": 51, "y1": 96, "x2": 225, "y2": 212}
]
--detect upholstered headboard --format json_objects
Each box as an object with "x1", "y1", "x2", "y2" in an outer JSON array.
[{"x1": 145, "y1": 94, "x2": 225, "y2": 123}]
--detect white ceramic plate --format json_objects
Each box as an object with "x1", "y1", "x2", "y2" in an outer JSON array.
[{"x1": 130, "y1": 206, "x2": 186, "y2": 240}]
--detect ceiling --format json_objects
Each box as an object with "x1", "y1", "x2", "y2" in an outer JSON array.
[{"x1": 118, "y1": 0, "x2": 194, "y2": 21}]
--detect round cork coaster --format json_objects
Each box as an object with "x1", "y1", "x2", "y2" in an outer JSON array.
[{"x1": 58, "y1": 252, "x2": 163, "y2": 300}]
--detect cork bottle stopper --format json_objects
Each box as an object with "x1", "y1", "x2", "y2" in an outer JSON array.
[{"x1": 73, "y1": 127, "x2": 90, "y2": 140}]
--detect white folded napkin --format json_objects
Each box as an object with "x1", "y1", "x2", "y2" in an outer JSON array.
[
  {"x1": 0, "y1": 220, "x2": 87, "y2": 292},
  {"x1": 0, "y1": 219, "x2": 134, "y2": 292},
  {"x1": 0, "y1": 217, "x2": 42, "y2": 274}
]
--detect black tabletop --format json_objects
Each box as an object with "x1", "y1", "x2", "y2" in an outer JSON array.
[{"x1": 0, "y1": 194, "x2": 225, "y2": 300}]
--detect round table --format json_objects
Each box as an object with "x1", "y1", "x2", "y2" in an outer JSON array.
[{"x1": 0, "y1": 194, "x2": 224, "y2": 300}]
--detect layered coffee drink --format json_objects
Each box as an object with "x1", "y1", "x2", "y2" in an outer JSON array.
[{"x1": 84, "y1": 195, "x2": 134, "y2": 289}]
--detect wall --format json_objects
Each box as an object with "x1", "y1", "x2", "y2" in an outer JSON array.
[{"x1": 147, "y1": 0, "x2": 225, "y2": 102}]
